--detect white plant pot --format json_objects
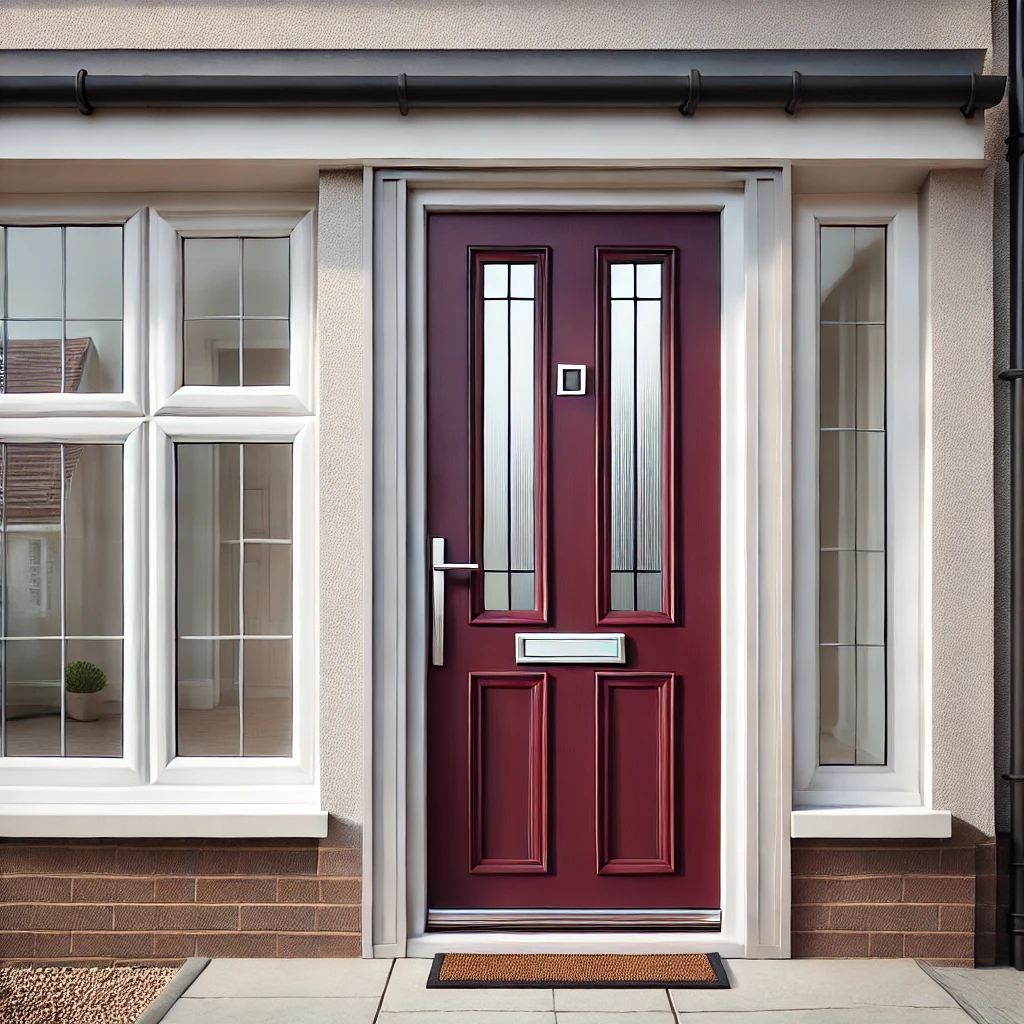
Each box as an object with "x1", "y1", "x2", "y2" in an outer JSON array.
[{"x1": 65, "y1": 691, "x2": 103, "y2": 723}]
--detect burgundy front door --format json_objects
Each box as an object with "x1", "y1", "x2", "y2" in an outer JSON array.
[{"x1": 426, "y1": 212, "x2": 721, "y2": 927}]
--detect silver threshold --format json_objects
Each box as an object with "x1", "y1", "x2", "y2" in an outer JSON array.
[{"x1": 427, "y1": 908, "x2": 722, "y2": 931}]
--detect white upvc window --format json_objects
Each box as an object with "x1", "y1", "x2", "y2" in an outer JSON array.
[
  {"x1": 0, "y1": 200, "x2": 323, "y2": 837},
  {"x1": 792, "y1": 195, "x2": 948, "y2": 838}
]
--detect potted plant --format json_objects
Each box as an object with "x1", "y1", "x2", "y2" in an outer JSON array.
[{"x1": 64, "y1": 660, "x2": 107, "y2": 722}]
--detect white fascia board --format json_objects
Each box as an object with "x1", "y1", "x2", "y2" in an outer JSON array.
[
  {"x1": 0, "y1": 804, "x2": 329, "y2": 839},
  {"x1": 0, "y1": 108, "x2": 985, "y2": 165},
  {"x1": 791, "y1": 806, "x2": 952, "y2": 839}
]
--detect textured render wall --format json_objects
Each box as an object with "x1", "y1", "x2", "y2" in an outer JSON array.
[
  {"x1": 0, "y1": 0, "x2": 991, "y2": 50},
  {"x1": 317, "y1": 170, "x2": 368, "y2": 850},
  {"x1": 926, "y1": 168, "x2": 996, "y2": 838}
]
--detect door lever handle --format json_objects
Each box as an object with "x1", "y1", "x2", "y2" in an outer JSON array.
[{"x1": 431, "y1": 537, "x2": 478, "y2": 667}]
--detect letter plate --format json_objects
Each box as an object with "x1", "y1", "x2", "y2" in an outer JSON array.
[{"x1": 515, "y1": 632, "x2": 626, "y2": 665}]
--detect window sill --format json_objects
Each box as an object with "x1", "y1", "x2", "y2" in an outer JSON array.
[
  {"x1": 791, "y1": 806, "x2": 952, "y2": 839},
  {"x1": 0, "y1": 803, "x2": 328, "y2": 839}
]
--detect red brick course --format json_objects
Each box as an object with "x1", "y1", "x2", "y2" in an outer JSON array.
[
  {"x1": 792, "y1": 828, "x2": 998, "y2": 967},
  {"x1": 0, "y1": 836, "x2": 361, "y2": 966}
]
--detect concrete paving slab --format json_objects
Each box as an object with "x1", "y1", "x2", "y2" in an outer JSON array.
[
  {"x1": 554, "y1": 1013, "x2": 676, "y2": 1023},
  {"x1": 162, "y1": 995, "x2": 381, "y2": 1024},
  {"x1": 381, "y1": 958, "x2": 554, "y2": 1013},
  {"x1": 183, "y1": 957, "x2": 393, "y2": 999},
  {"x1": 553, "y1": 988, "x2": 673, "y2": 1012},
  {"x1": 378, "y1": 1013, "x2": 555, "y2": 1023},
  {"x1": 665, "y1": 1011, "x2": 973, "y2": 1024},
  {"x1": 671, "y1": 959, "x2": 961, "y2": 1013},
  {"x1": 921, "y1": 964, "x2": 1024, "y2": 1024}
]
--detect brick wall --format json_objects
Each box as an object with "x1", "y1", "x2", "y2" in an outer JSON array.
[
  {"x1": 0, "y1": 834, "x2": 361, "y2": 965},
  {"x1": 792, "y1": 825, "x2": 998, "y2": 967}
]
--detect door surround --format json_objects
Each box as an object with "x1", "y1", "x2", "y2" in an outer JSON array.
[{"x1": 369, "y1": 169, "x2": 792, "y2": 959}]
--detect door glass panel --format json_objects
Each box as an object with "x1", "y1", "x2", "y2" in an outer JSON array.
[
  {"x1": 606, "y1": 259, "x2": 667, "y2": 615},
  {"x1": 818, "y1": 225, "x2": 887, "y2": 766},
  {"x1": 478, "y1": 258, "x2": 541, "y2": 614}
]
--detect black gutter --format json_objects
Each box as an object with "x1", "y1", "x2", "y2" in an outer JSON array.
[
  {"x1": 0, "y1": 70, "x2": 1006, "y2": 116},
  {"x1": 1003, "y1": 0, "x2": 1024, "y2": 974}
]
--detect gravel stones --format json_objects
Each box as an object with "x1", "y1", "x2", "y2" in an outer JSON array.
[{"x1": 0, "y1": 966, "x2": 176, "y2": 1024}]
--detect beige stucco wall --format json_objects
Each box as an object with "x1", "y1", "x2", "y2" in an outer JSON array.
[
  {"x1": 926, "y1": 168, "x2": 996, "y2": 836},
  {"x1": 0, "y1": 0, "x2": 992, "y2": 50},
  {"x1": 317, "y1": 170, "x2": 367, "y2": 845}
]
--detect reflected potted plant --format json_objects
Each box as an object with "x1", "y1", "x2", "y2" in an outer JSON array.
[{"x1": 64, "y1": 660, "x2": 107, "y2": 722}]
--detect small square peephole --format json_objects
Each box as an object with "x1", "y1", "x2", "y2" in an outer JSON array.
[{"x1": 556, "y1": 364, "x2": 587, "y2": 396}]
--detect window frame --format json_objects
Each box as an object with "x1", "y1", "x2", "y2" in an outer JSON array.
[
  {"x1": 0, "y1": 205, "x2": 146, "y2": 416},
  {"x1": 0, "y1": 197, "x2": 322, "y2": 831},
  {"x1": 793, "y1": 193, "x2": 924, "y2": 809}
]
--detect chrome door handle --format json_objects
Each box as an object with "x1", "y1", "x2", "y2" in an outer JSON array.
[{"x1": 432, "y1": 537, "x2": 478, "y2": 667}]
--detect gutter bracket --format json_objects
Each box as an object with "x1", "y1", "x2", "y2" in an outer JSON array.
[
  {"x1": 74, "y1": 68, "x2": 93, "y2": 116},
  {"x1": 397, "y1": 72, "x2": 409, "y2": 116},
  {"x1": 785, "y1": 71, "x2": 803, "y2": 116},
  {"x1": 961, "y1": 71, "x2": 979, "y2": 118},
  {"x1": 679, "y1": 68, "x2": 701, "y2": 117}
]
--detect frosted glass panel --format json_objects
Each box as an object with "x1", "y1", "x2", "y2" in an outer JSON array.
[
  {"x1": 607, "y1": 262, "x2": 666, "y2": 614},
  {"x1": 480, "y1": 262, "x2": 539, "y2": 613},
  {"x1": 818, "y1": 225, "x2": 887, "y2": 766}
]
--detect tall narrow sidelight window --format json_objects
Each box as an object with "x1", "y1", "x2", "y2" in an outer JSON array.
[
  {"x1": 817, "y1": 226, "x2": 886, "y2": 767},
  {"x1": 599, "y1": 252, "x2": 674, "y2": 622},
  {"x1": 474, "y1": 253, "x2": 547, "y2": 618}
]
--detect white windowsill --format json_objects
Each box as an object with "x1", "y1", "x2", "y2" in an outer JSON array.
[
  {"x1": 0, "y1": 804, "x2": 329, "y2": 839},
  {"x1": 791, "y1": 806, "x2": 952, "y2": 839}
]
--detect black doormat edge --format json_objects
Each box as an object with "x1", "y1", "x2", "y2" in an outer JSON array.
[{"x1": 426, "y1": 951, "x2": 731, "y2": 989}]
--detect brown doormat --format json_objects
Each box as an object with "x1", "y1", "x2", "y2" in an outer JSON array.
[{"x1": 426, "y1": 952, "x2": 730, "y2": 988}]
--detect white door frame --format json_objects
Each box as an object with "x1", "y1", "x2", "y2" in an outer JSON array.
[{"x1": 368, "y1": 168, "x2": 792, "y2": 959}]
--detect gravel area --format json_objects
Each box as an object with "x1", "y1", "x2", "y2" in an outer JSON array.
[{"x1": 0, "y1": 966, "x2": 177, "y2": 1024}]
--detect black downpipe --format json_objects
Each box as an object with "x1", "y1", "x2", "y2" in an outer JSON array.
[
  {"x1": 1006, "y1": 0, "x2": 1024, "y2": 972},
  {"x1": 0, "y1": 71, "x2": 1007, "y2": 115}
]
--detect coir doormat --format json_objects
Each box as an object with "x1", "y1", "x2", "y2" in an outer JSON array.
[{"x1": 426, "y1": 952, "x2": 730, "y2": 988}]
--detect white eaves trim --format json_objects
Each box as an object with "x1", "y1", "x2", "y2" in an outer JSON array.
[
  {"x1": 791, "y1": 807, "x2": 951, "y2": 840},
  {"x1": 0, "y1": 804, "x2": 328, "y2": 839}
]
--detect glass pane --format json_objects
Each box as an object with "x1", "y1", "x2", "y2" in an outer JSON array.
[
  {"x1": 510, "y1": 573, "x2": 534, "y2": 611},
  {"x1": 856, "y1": 432, "x2": 885, "y2": 552},
  {"x1": 635, "y1": 263, "x2": 662, "y2": 299},
  {"x1": 177, "y1": 638, "x2": 240, "y2": 756},
  {"x1": 242, "y1": 320, "x2": 289, "y2": 386},
  {"x1": 3, "y1": 639, "x2": 62, "y2": 756},
  {"x1": 856, "y1": 645, "x2": 886, "y2": 765},
  {"x1": 606, "y1": 262, "x2": 667, "y2": 615},
  {"x1": 483, "y1": 263, "x2": 508, "y2": 298},
  {"x1": 242, "y1": 238, "x2": 289, "y2": 317},
  {"x1": 508, "y1": 299, "x2": 534, "y2": 572},
  {"x1": 509, "y1": 264, "x2": 534, "y2": 299},
  {"x1": 856, "y1": 551, "x2": 885, "y2": 646},
  {"x1": 854, "y1": 227, "x2": 886, "y2": 323},
  {"x1": 2, "y1": 323, "x2": 62, "y2": 394},
  {"x1": 1, "y1": 444, "x2": 63, "y2": 638},
  {"x1": 243, "y1": 444, "x2": 292, "y2": 540},
  {"x1": 183, "y1": 238, "x2": 240, "y2": 318},
  {"x1": 65, "y1": 445, "x2": 123, "y2": 637},
  {"x1": 67, "y1": 321, "x2": 122, "y2": 394},
  {"x1": 819, "y1": 550, "x2": 856, "y2": 646},
  {"x1": 242, "y1": 638, "x2": 292, "y2": 756},
  {"x1": 184, "y1": 319, "x2": 240, "y2": 386},
  {"x1": 818, "y1": 431, "x2": 856, "y2": 551},
  {"x1": 65, "y1": 227, "x2": 122, "y2": 320},
  {"x1": 819, "y1": 645, "x2": 856, "y2": 765},
  {"x1": 5, "y1": 227, "x2": 62, "y2": 319},
  {"x1": 176, "y1": 444, "x2": 240, "y2": 638},
  {"x1": 64, "y1": 639, "x2": 122, "y2": 757},
  {"x1": 482, "y1": 295, "x2": 509, "y2": 603},
  {"x1": 242, "y1": 544, "x2": 292, "y2": 636},
  {"x1": 483, "y1": 571, "x2": 509, "y2": 611},
  {"x1": 610, "y1": 298, "x2": 635, "y2": 572},
  {"x1": 857, "y1": 325, "x2": 886, "y2": 430},
  {"x1": 819, "y1": 227, "x2": 856, "y2": 323},
  {"x1": 819, "y1": 325, "x2": 856, "y2": 429}
]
